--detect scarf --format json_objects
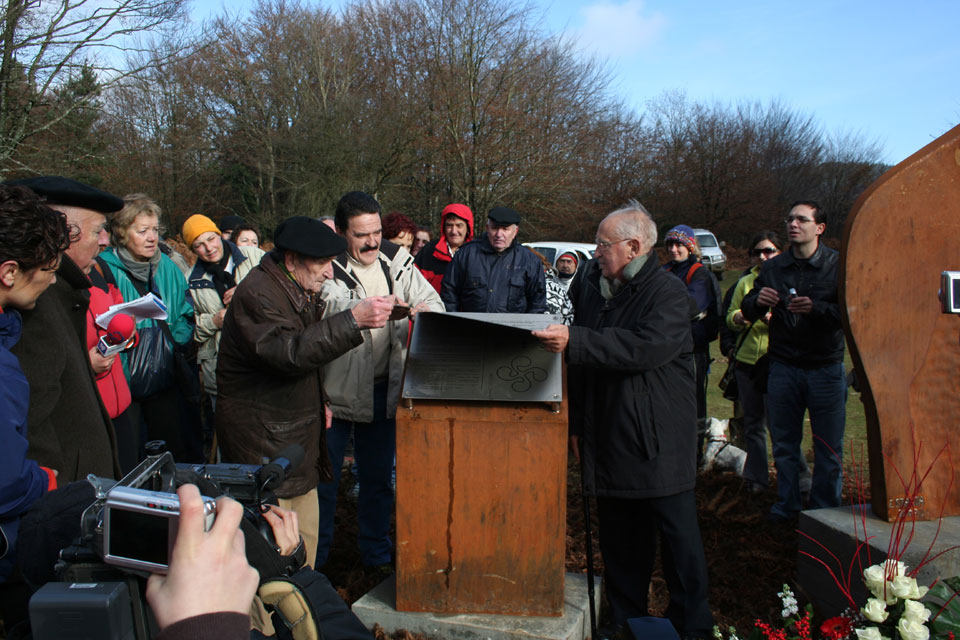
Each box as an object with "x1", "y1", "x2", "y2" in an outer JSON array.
[
  {"x1": 116, "y1": 246, "x2": 162, "y2": 290},
  {"x1": 199, "y1": 250, "x2": 237, "y2": 302},
  {"x1": 600, "y1": 253, "x2": 648, "y2": 300}
]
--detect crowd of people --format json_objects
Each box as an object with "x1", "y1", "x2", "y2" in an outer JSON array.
[{"x1": 0, "y1": 174, "x2": 844, "y2": 640}]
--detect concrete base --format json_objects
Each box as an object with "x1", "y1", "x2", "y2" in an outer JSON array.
[
  {"x1": 352, "y1": 573, "x2": 601, "y2": 640},
  {"x1": 797, "y1": 506, "x2": 960, "y2": 616}
]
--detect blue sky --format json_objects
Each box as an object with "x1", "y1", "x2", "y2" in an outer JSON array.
[{"x1": 192, "y1": 0, "x2": 960, "y2": 165}]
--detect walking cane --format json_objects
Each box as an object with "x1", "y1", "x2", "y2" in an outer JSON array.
[{"x1": 579, "y1": 441, "x2": 598, "y2": 639}]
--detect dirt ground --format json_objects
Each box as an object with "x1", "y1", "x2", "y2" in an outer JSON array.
[{"x1": 321, "y1": 461, "x2": 865, "y2": 639}]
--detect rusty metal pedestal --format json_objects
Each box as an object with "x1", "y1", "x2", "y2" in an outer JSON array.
[{"x1": 395, "y1": 397, "x2": 568, "y2": 616}]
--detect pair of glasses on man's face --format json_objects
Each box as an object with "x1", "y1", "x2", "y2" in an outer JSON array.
[
  {"x1": 750, "y1": 247, "x2": 778, "y2": 257},
  {"x1": 784, "y1": 215, "x2": 815, "y2": 224}
]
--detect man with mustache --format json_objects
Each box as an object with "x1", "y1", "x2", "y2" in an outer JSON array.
[{"x1": 316, "y1": 191, "x2": 443, "y2": 573}]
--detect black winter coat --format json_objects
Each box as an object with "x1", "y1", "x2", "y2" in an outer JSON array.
[
  {"x1": 567, "y1": 252, "x2": 697, "y2": 498},
  {"x1": 440, "y1": 236, "x2": 546, "y2": 313},
  {"x1": 740, "y1": 242, "x2": 844, "y2": 367},
  {"x1": 10, "y1": 255, "x2": 120, "y2": 482}
]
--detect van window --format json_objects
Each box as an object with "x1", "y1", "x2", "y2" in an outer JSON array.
[
  {"x1": 531, "y1": 246, "x2": 556, "y2": 263},
  {"x1": 695, "y1": 233, "x2": 718, "y2": 248}
]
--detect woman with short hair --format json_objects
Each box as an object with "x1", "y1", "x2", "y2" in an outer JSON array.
[
  {"x1": 0, "y1": 185, "x2": 70, "y2": 589},
  {"x1": 100, "y1": 194, "x2": 199, "y2": 462}
]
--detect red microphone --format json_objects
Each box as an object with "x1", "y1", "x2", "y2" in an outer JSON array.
[{"x1": 98, "y1": 313, "x2": 136, "y2": 355}]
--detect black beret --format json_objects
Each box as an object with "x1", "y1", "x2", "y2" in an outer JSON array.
[
  {"x1": 220, "y1": 215, "x2": 246, "y2": 232},
  {"x1": 5, "y1": 176, "x2": 123, "y2": 213},
  {"x1": 274, "y1": 216, "x2": 346, "y2": 258},
  {"x1": 487, "y1": 206, "x2": 521, "y2": 225}
]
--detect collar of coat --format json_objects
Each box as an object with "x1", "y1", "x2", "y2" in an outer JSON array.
[
  {"x1": 57, "y1": 254, "x2": 93, "y2": 291},
  {"x1": 475, "y1": 235, "x2": 520, "y2": 255},
  {"x1": 0, "y1": 307, "x2": 21, "y2": 350},
  {"x1": 187, "y1": 239, "x2": 246, "y2": 285},
  {"x1": 599, "y1": 252, "x2": 650, "y2": 299},
  {"x1": 779, "y1": 239, "x2": 828, "y2": 269},
  {"x1": 330, "y1": 240, "x2": 403, "y2": 295},
  {"x1": 259, "y1": 251, "x2": 316, "y2": 312}
]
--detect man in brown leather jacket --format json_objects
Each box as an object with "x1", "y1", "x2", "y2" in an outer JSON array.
[{"x1": 216, "y1": 216, "x2": 394, "y2": 569}]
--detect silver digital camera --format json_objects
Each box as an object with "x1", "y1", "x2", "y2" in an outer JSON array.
[
  {"x1": 940, "y1": 271, "x2": 960, "y2": 314},
  {"x1": 102, "y1": 485, "x2": 216, "y2": 574}
]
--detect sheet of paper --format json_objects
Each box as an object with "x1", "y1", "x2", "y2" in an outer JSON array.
[{"x1": 95, "y1": 292, "x2": 168, "y2": 329}]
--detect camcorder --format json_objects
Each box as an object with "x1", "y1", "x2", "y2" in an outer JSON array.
[
  {"x1": 28, "y1": 441, "x2": 305, "y2": 640},
  {"x1": 939, "y1": 271, "x2": 960, "y2": 314}
]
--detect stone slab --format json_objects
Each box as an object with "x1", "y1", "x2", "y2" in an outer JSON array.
[
  {"x1": 352, "y1": 573, "x2": 601, "y2": 640},
  {"x1": 797, "y1": 506, "x2": 960, "y2": 616}
]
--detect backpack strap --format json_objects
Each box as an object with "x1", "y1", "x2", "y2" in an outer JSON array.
[
  {"x1": 685, "y1": 261, "x2": 703, "y2": 285},
  {"x1": 258, "y1": 567, "x2": 372, "y2": 640}
]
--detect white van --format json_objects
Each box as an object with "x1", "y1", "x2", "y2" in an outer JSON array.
[
  {"x1": 693, "y1": 229, "x2": 726, "y2": 279},
  {"x1": 522, "y1": 242, "x2": 596, "y2": 269}
]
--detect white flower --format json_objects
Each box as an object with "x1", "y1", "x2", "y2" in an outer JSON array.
[
  {"x1": 727, "y1": 627, "x2": 740, "y2": 640},
  {"x1": 897, "y1": 617, "x2": 930, "y2": 640},
  {"x1": 713, "y1": 626, "x2": 723, "y2": 640},
  {"x1": 778, "y1": 584, "x2": 798, "y2": 618},
  {"x1": 855, "y1": 627, "x2": 883, "y2": 640},
  {"x1": 903, "y1": 599, "x2": 932, "y2": 624},
  {"x1": 864, "y1": 565, "x2": 887, "y2": 594},
  {"x1": 892, "y1": 575, "x2": 923, "y2": 600},
  {"x1": 861, "y1": 598, "x2": 889, "y2": 623}
]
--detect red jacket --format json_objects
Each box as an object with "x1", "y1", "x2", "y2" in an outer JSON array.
[
  {"x1": 413, "y1": 203, "x2": 474, "y2": 293},
  {"x1": 86, "y1": 257, "x2": 132, "y2": 418}
]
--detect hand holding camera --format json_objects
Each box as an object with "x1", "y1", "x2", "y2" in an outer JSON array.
[
  {"x1": 785, "y1": 288, "x2": 813, "y2": 314},
  {"x1": 144, "y1": 484, "x2": 259, "y2": 631}
]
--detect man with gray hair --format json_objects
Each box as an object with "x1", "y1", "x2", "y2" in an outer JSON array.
[{"x1": 534, "y1": 201, "x2": 713, "y2": 640}]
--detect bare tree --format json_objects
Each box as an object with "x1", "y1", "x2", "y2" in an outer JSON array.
[
  {"x1": 0, "y1": 0, "x2": 195, "y2": 175},
  {"x1": 815, "y1": 129, "x2": 886, "y2": 236}
]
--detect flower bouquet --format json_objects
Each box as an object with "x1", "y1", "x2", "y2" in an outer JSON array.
[{"x1": 715, "y1": 439, "x2": 960, "y2": 640}]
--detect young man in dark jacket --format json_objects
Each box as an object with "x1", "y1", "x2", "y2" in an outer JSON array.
[
  {"x1": 533, "y1": 201, "x2": 713, "y2": 640},
  {"x1": 740, "y1": 201, "x2": 845, "y2": 522}
]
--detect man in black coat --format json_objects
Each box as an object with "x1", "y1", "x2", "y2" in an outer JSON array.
[
  {"x1": 534, "y1": 200, "x2": 713, "y2": 640},
  {"x1": 7, "y1": 177, "x2": 123, "y2": 482},
  {"x1": 440, "y1": 206, "x2": 546, "y2": 313}
]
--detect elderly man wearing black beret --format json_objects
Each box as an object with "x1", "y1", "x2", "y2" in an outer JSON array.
[
  {"x1": 440, "y1": 206, "x2": 546, "y2": 313},
  {"x1": 215, "y1": 216, "x2": 394, "y2": 569},
  {"x1": 5, "y1": 176, "x2": 124, "y2": 484}
]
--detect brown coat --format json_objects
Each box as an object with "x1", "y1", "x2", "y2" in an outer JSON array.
[{"x1": 215, "y1": 252, "x2": 362, "y2": 497}]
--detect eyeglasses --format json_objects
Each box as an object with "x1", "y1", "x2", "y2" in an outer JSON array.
[
  {"x1": 784, "y1": 215, "x2": 815, "y2": 224},
  {"x1": 750, "y1": 247, "x2": 779, "y2": 257},
  {"x1": 594, "y1": 238, "x2": 631, "y2": 251}
]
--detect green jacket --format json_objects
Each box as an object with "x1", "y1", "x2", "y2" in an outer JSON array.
[
  {"x1": 99, "y1": 248, "x2": 195, "y2": 380},
  {"x1": 725, "y1": 265, "x2": 769, "y2": 366}
]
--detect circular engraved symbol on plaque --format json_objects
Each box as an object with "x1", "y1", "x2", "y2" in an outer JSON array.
[{"x1": 496, "y1": 356, "x2": 548, "y2": 392}]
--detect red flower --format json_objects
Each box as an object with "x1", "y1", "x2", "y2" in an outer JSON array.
[
  {"x1": 755, "y1": 620, "x2": 787, "y2": 640},
  {"x1": 820, "y1": 616, "x2": 854, "y2": 640}
]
